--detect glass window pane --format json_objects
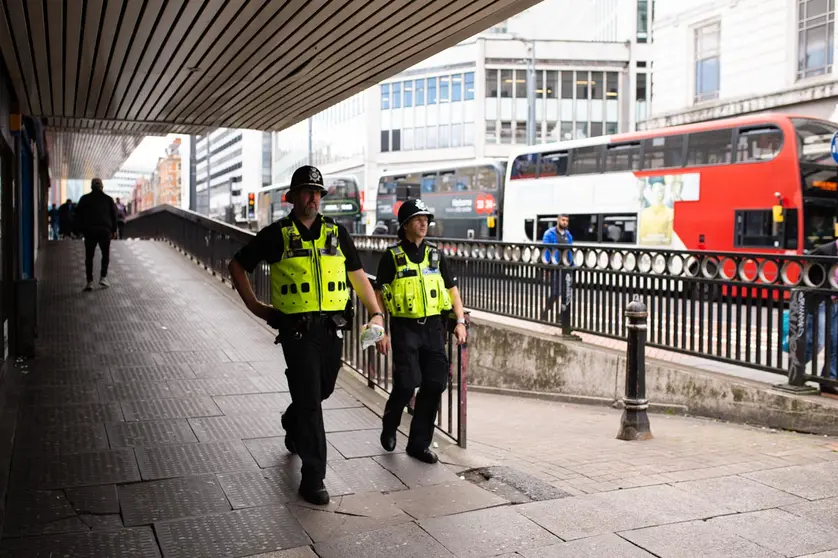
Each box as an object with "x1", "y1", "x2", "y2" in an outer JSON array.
[
  {"x1": 439, "y1": 124, "x2": 450, "y2": 147},
  {"x1": 500, "y1": 121, "x2": 512, "y2": 143},
  {"x1": 686, "y1": 129, "x2": 733, "y2": 165},
  {"x1": 511, "y1": 154, "x2": 538, "y2": 179},
  {"x1": 570, "y1": 146, "x2": 599, "y2": 174},
  {"x1": 380, "y1": 84, "x2": 389, "y2": 109},
  {"x1": 440, "y1": 76, "x2": 450, "y2": 102},
  {"x1": 415, "y1": 126, "x2": 426, "y2": 149},
  {"x1": 591, "y1": 71, "x2": 603, "y2": 99},
  {"x1": 452, "y1": 123, "x2": 463, "y2": 147},
  {"x1": 536, "y1": 70, "x2": 544, "y2": 98},
  {"x1": 464, "y1": 122, "x2": 475, "y2": 145},
  {"x1": 540, "y1": 151, "x2": 568, "y2": 177},
  {"x1": 486, "y1": 120, "x2": 497, "y2": 143},
  {"x1": 415, "y1": 79, "x2": 425, "y2": 106},
  {"x1": 464, "y1": 72, "x2": 475, "y2": 100},
  {"x1": 404, "y1": 81, "x2": 413, "y2": 108},
  {"x1": 452, "y1": 74, "x2": 462, "y2": 102},
  {"x1": 393, "y1": 83, "x2": 401, "y2": 108},
  {"x1": 514, "y1": 122, "x2": 527, "y2": 144},
  {"x1": 736, "y1": 126, "x2": 783, "y2": 162},
  {"x1": 392, "y1": 129, "x2": 401, "y2": 151},
  {"x1": 560, "y1": 121, "x2": 573, "y2": 140},
  {"x1": 605, "y1": 143, "x2": 640, "y2": 171},
  {"x1": 606, "y1": 72, "x2": 619, "y2": 99},
  {"x1": 486, "y1": 69, "x2": 498, "y2": 97},
  {"x1": 576, "y1": 71, "x2": 589, "y2": 99},
  {"x1": 515, "y1": 69, "x2": 527, "y2": 98},
  {"x1": 643, "y1": 134, "x2": 686, "y2": 169},
  {"x1": 606, "y1": 122, "x2": 618, "y2": 134},
  {"x1": 545, "y1": 71, "x2": 558, "y2": 99},
  {"x1": 501, "y1": 70, "x2": 513, "y2": 98},
  {"x1": 561, "y1": 72, "x2": 573, "y2": 99},
  {"x1": 591, "y1": 121, "x2": 603, "y2": 137},
  {"x1": 427, "y1": 78, "x2": 437, "y2": 105},
  {"x1": 380, "y1": 130, "x2": 389, "y2": 152}
]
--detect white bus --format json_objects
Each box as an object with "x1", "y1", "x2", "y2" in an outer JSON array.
[{"x1": 255, "y1": 175, "x2": 364, "y2": 233}]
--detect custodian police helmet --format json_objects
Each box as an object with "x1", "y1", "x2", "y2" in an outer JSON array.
[
  {"x1": 288, "y1": 165, "x2": 328, "y2": 196},
  {"x1": 397, "y1": 198, "x2": 434, "y2": 230}
]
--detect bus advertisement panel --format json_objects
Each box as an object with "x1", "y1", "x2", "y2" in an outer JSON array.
[
  {"x1": 376, "y1": 160, "x2": 505, "y2": 239},
  {"x1": 502, "y1": 113, "x2": 838, "y2": 255}
]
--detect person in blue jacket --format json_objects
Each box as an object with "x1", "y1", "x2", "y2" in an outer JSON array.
[{"x1": 541, "y1": 214, "x2": 573, "y2": 320}]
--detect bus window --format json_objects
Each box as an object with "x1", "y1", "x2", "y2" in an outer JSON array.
[
  {"x1": 793, "y1": 118, "x2": 838, "y2": 165},
  {"x1": 642, "y1": 134, "x2": 686, "y2": 169},
  {"x1": 540, "y1": 151, "x2": 568, "y2": 177},
  {"x1": 567, "y1": 214, "x2": 600, "y2": 242},
  {"x1": 570, "y1": 146, "x2": 600, "y2": 175},
  {"x1": 439, "y1": 171, "x2": 457, "y2": 192},
  {"x1": 686, "y1": 129, "x2": 733, "y2": 166},
  {"x1": 378, "y1": 181, "x2": 396, "y2": 195},
  {"x1": 604, "y1": 143, "x2": 641, "y2": 172},
  {"x1": 421, "y1": 173, "x2": 437, "y2": 193},
  {"x1": 474, "y1": 165, "x2": 500, "y2": 191},
  {"x1": 511, "y1": 154, "x2": 538, "y2": 179},
  {"x1": 736, "y1": 126, "x2": 782, "y2": 163},
  {"x1": 734, "y1": 209, "x2": 779, "y2": 248},
  {"x1": 601, "y1": 214, "x2": 637, "y2": 243},
  {"x1": 524, "y1": 218, "x2": 536, "y2": 241},
  {"x1": 804, "y1": 202, "x2": 837, "y2": 251}
]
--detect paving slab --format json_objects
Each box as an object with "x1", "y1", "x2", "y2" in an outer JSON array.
[
  {"x1": 11, "y1": 448, "x2": 141, "y2": 489},
  {"x1": 167, "y1": 377, "x2": 263, "y2": 396},
  {"x1": 743, "y1": 461, "x2": 838, "y2": 500},
  {"x1": 373, "y1": 453, "x2": 462, "y2": 488},
  {"x1": 327, "y1": 429, "x2": 408, "y2": 458},
  {"x1": 518, "y1": 534, "x2": 655, "y2": 557},
  {"x1": 98, "y1": 381, "x2": 187, "y2": 401},
  {"x1": 244, "y1": 548, "x2": 319, "y2": 558},
  {"x1": 327, "y1": 457, "x2": 407, "y2": 493},
  {"x1": 783, "y1": 496, "x2": 838, "y2": 529},
  {"x1": 122, "y1": 395, "x2": 223, "y2": 421},
  {"x1": 154, "y1": 506, "x2": 310, "y2": 558},
  {"x1": 109, "y1": 365, "x2": 197, "y2": 382},
  {"x1": 620, "y1": 520, "x2": 782, "y2": 558},
  {"x1": 65, "y1": 485, "x2": 120, "y2": 514},
  {"x1": 134, "y1": 440, "x2": 259, "y2": 480},
  {"x1": 189, "y1": 413, "x2": 286, "y2": 442},
  {"x1": 213, "y1": 393, "x2": 292, "y2": 414},
  {"x1": 388, "y1": 480, "x2": 508, "y2": 520},
  {"x1": 1, "y1": 490, "x2": 86, "y2": 537},
  {"x1": 673, "y1": 475, "x2": 806, "y2": 512},
  {"x1": 288, "y1": 492, "x2": 412, "y2": 542},
  {"x1": 119, "y1": 474, "x2": 232, "y2": 526},
  {"x1": 106, "y1": 418, "x2": 199, "y2": 447},
  {"x1": 420, "y1": 505, "x2": 560, "y2": 558},
  {"x1": 313, "y1": 521, "x2": 455, "y2": 558},
  {"x1": 708, "y1": 508, "x2": 838, "y2": 556},
  {"x1": 189, "y1": 362, "x2": 258, "y2": 378},
  {"x1": 321, "y1": 389, "x2": 364, "y2": 410},
  {"x1": 322, "y1": 407, "x2": 381, "y2": 432},
  {"x1": 0, "y1": 526, "x2": 161, "y2": 557},
  {"x1": 243, "y1": 437, "x2": 344, "y2": 467},
  {"x1": 13, "y1": 422, "x2": 110, "y2": 456},
  {"x1": 217, "y1": 465, "x2": 353, "y2": 509},
  {"x1": 518, "y1": 484, "x2": 733, "y2": 540}
]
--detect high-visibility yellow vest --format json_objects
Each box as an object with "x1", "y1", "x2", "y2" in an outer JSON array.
[
  {"x1": 381, "y1": 244, "x2": 452, "y2": 319},
  {"x1": 270, "y1": 218, "x2": 349, "y2": 314}
]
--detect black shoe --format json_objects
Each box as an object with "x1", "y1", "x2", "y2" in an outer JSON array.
[
  {"x1": 298, "y1": 481, "x2": 330, "y2": 505},
  {"x1": 380, "y1": 429, "x2": 396, "y2": 452},
  {"x1": 406, "y1": 447, "x2": 438, "y2": 464}
]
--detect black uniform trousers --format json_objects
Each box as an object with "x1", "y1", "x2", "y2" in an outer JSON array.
[
  {"x1": 382, "y1": 315, "x2": 449, "y2": 452},
  {"x1": 83, "y1": 227, "x2": 112, "y2": 282},
  {"x1": 278, "y1": 314, "x2": 342, "y2": 485}
]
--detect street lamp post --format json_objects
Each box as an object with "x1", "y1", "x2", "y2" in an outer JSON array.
[{"x1": 526, "y1": 40, "x2": 537, "y2": 146}]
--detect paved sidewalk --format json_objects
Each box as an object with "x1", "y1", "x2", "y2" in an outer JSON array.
[{"x1": 9, "y1": 238, "x2": 838, "y2": 557}]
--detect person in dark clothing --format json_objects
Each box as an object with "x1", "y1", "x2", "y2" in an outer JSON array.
[
  {"x1": 58, "y1": 199, "x2": 74, "y2": 239},
  {"x1": 115, "y1": 197, "x2": 128, "y2": 239},
  {"x1": 74, "y1": 178, "x2": 118, "y2": 291},
  {"x1": 48, "y1": 204, "x2": 59, "y2": 239}
]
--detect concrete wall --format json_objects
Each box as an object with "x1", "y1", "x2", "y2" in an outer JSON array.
[{"x1": 468, "y1": 316, "x2": 838, "y2": 436}]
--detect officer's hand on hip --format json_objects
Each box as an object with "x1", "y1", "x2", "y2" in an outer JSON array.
[
  {"x1": 375, "y1": 334, "x2": 390, "y2": 355},
  {"x1": 454, "y1": 323, "x2": 467, "y2": 345}
]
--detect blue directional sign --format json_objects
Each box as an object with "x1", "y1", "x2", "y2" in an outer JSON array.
[{"x1": 831, "y1": 131, "x2": 838, "y2": 163}]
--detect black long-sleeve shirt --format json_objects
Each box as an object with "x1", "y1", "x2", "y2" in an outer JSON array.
[{"x1": 74, "y1": 190, "x2": 118, "y2": 234}]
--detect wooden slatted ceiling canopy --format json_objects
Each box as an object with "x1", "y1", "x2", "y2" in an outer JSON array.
[{"x1": 0, "y1": 0, "x2": 540, "y2": 180}]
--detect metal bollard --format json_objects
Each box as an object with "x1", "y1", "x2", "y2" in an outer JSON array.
[{"x1": 617, "y1": 297, "x2": 653, "y2": 441}]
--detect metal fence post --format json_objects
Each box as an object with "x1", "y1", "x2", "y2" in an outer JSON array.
[
  {"x1": 617, "y1": 297, "x2": 653, "y2": 441},
  {"x1": 457, "y1": 312, "x2": 469, "y2": 448},
  {"x1": 775, "y1": 288, "x2": 819, "y2": 394}
]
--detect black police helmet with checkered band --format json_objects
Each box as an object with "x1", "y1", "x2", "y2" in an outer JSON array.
[
  {"x1": 288, "y1": 165, "x2": 328, "y2": 196},
  {"x1": 397, "y1": 198, "x2": 434, "y2": 230}
]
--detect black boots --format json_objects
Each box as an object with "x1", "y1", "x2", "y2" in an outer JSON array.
[
  {"x1": 406, "y1": 447, "x2": 438, "y2": 464},
  {"x1": 298, "y1": 479, "x2": 329, "y2": 505}
]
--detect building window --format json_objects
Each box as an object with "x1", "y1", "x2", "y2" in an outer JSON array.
[
  {"x1": 545, "y1": 71, "x2": 558, "y2": 98},
  {"x1": 392, "y1": 129, "x2": 402, "y2": 151},
  {"x1": 452, "y1": 74, "x2": 462, "y2": 102},
  {"x1": 486, "y1": 69, "x2": 498, "y2": 97},
  {"x1": 500, "y1": 121, "x2": 512, "y2": 144},
  {"x1": 464, "y1": 72, "x2": 475, "y2": 100},
  {"x1": 637, "y1": 0, "x2": 649, "y2": 43},
  {"x1": 500, "y1": 70, "x2": 513, "y2": 98},
  {"x1": 464, "y1": 122, "x2": 475, "y2": 145},
  {"x1": 415, "y1": 79, "x2": 425, "y2": 105},
  {"x1": 798, "y1": 0, "x2": 835, "y2": 79},
  {"x1": 694, "y1": 22, "x2": 721, "y2": 102},
  {"x1": 515, "y1": 69, "x2": 527, "y2": 99},
  {"x1": 440, "y1": 76, "x2": 450, "y2": 103},
  {"x1": 380, "y1": 84, "x2": 390, "y2": 109},
  {"x1": 392, "y1": 82, "x2": 401, "y2": 108},
  {"x1": 576, "y1": 72, "x2": 589, "y2": 99},
  {"x1": 380, "y1": 130, "x2": 389, "y2": 152},
  {"x1": 427, "y1": 77, "x2": 437, "y2": 105},
  {"x1": 404, "y1": 81, "x2": 413, "y2": 107},
  {"x1": 486, "y1": 120, "x2": 498, "y2": 143}
]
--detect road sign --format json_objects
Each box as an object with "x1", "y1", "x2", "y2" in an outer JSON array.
[{"x1": 831, "y1": 131, "x2": 838, "y2": 163}]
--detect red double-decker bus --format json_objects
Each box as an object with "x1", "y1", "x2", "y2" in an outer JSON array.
[{"x1": 503, "y1": 113, "x2": 838, "y2": 256}]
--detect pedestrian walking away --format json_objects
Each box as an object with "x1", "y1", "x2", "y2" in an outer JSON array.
[
  {"x1": 115, "y1": 197, "x2": 128, "y2": 239},
  {"x1": 74, "y1": 178, "x2": 118, "y2": 291},
  {"x1": 228, "y1": 165, "x2": 388, "y2": 506},
  {"x1": 374, "y1": 198, "x2": 467, "y2": 464}
]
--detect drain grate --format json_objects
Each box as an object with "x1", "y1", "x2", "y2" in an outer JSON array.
[{"x1": 460, "y1": 466, "x2": 571, "y2": 503}]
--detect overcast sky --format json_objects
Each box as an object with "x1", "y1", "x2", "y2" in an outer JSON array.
[{"x1": 120, "y1": 134, "x2": 184, "y2": 171}]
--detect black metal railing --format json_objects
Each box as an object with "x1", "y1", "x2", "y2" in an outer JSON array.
[
  {"x1": 356, "y1": 235, "x2": 838, "y2": 388},
  {"x1": 124, "y1": 205, "x2": 468, "y2": 447}
]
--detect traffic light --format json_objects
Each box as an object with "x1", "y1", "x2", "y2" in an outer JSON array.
[{"x1": 248, "y1": 192, "x2": 255, "y2": 218}]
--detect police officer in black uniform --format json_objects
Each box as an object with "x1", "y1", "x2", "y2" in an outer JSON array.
[
  {"x1": 374, "y1": 199, "x2": 467, "y2": 463},
  {"x1": 229, "y1": 165, "x2": 388, "y2": 505}
]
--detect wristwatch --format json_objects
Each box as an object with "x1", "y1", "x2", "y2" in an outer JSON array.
[
  {"x1": 456, "y1": 318, "x2": 466, "y2": 325},
  {"x1": 371, "y1": 312, "x2": 385, "y2": 320}
]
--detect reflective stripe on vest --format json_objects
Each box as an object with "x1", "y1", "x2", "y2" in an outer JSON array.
[
  {"x1": 270, "y1": 220, "x2": 349, "y2": 314},
  {"x1": 381, "y1": 244, "x2": 451, "y2": 319}
]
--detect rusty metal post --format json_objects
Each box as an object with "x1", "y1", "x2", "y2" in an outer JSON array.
[{"x1": 617, "y1": 297, "x2": 653, "y2": 441}]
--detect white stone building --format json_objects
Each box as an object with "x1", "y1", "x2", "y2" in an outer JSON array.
[{"x1": 643, "y1": 0, "x2": 838, "y2": 129}]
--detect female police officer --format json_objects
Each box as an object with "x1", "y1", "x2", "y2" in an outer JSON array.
[
  {"x1": 228, "y1": 165, "x2": 387, "y2": 505},
  {"x1": 374, "y1": 199, "x2": 467, "y2": 464}
]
